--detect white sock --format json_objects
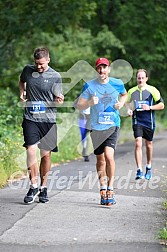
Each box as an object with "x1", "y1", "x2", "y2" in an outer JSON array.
[
  {"x1": 107, "y1": 186, "x2": 113, "y2": 191},
  {"x1": 100, "y1": 185, "x2": 107, "y2": 190},
  {"x1": 146, "y1": 164, "x2": 152, "y2": 169},
  {"x1": 40, "y1": 186, "x2": 46, "y2": 190},
  {"x1": 30, "y1": 183, "x2": 38, "y2": 189},
  {"x1": 137, "y1": 167, "x2": 142, "y2": 172}
]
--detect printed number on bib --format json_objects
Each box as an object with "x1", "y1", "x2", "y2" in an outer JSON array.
[
  {"x1": 30, "y1": 101, "x2": 46, "y2": 114},
  {"x1": 135, "y1": 100, "x2": 149, "y2": 111},
  {"x1": 98, "y1": 112, "x2": 115, "y2": 124}
]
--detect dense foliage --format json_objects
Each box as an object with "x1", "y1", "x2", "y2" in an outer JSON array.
[{"x1": 0, "y1": 1, "x2": 167, "y2": 99}]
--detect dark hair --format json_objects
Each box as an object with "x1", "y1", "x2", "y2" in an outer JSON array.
[
  {"x1": 33, "y1": 47, "x2": 49, "y2": 59},
  {"x1": 136, "y1": 69, "x2": 148, "y2": 77}
]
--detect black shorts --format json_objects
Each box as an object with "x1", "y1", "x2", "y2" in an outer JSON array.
[
  {"x1": 90, "y1": 126, "x2": 120, "y2": 155},
  {"x1": 133, "y1": 124, "x2": 154, "y2": 141},
  {"x1": 22, "y1": 119, "x2": 58, "y2": 152}
]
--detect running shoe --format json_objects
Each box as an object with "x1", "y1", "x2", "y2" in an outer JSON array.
[
  {"x1": 145, "y1": 167, "x2": 152, "y2": 180},
  {"x1": 106, "y1": 190, "x2": 116, "y2": 206},
  {"x1": 135, "y1": 169, "x2": 144, "y2": 180},
  {"x1": 39, "y1": 187, "x2": 49, "y2": 203},
  {"x1": 100, "y1": 189, "x2": 107, "y2": 205},
  {"x1": 84, "y1": 156, "x2": 89, "y2": 162},
  {"x1": 24, "y1": 187, "x2": 39, "y2": 204}
]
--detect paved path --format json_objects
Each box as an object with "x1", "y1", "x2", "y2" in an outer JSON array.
[{"x1": 0, "y1": 130, "x2": 167, "y2": 252}]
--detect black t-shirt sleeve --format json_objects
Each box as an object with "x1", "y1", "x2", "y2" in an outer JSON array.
[{"x1": 20, "y1": 66, "x2": 28, "y2": 82}]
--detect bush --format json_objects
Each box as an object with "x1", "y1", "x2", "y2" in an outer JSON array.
[{"x1": 0, "y1": 87, "x2": 23, "y2": 187}]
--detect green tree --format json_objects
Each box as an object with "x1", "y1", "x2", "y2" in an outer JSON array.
[
  {"x1": 112, "y1": 1, "x2": 167, "y2": 93},
  {"x1": 0, "y1": 0, "x2": 97, "y2": 90}
]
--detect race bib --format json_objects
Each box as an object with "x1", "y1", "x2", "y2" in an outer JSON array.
[
  {"x1": 135, "y1": 100, "x2": 149, "y2": 111},
  {"x1": 98, "y1": 112, "x2": 116, "y2": 124},
  {"x1": 29, "y1": 101, "x2": 46, "y2": 114}
]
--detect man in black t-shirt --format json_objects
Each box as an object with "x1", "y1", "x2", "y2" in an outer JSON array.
[{"x1": 19, "y1": 47, "x2": 64, "y2": 204}]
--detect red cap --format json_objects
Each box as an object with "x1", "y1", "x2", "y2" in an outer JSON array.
[{"x1": 95, "y1": 58, "x2": 110, "y2": 68}]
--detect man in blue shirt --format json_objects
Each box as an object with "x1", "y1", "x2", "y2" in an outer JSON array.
[
  {"x1": 77, "y1": 58, "x2": 127, "y2": 205},
  {"x1": 126, "y1": 69, "x2": 164, "y2": 180}
]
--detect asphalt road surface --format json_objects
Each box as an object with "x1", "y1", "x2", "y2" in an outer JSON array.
[{"x1": 0, "y1": 130, "x2": 167, "y2": 252}]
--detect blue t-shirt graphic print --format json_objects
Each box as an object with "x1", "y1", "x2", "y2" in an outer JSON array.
[{"x1": 81, "y1": 77, "x2": 126, "y2": 130}]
